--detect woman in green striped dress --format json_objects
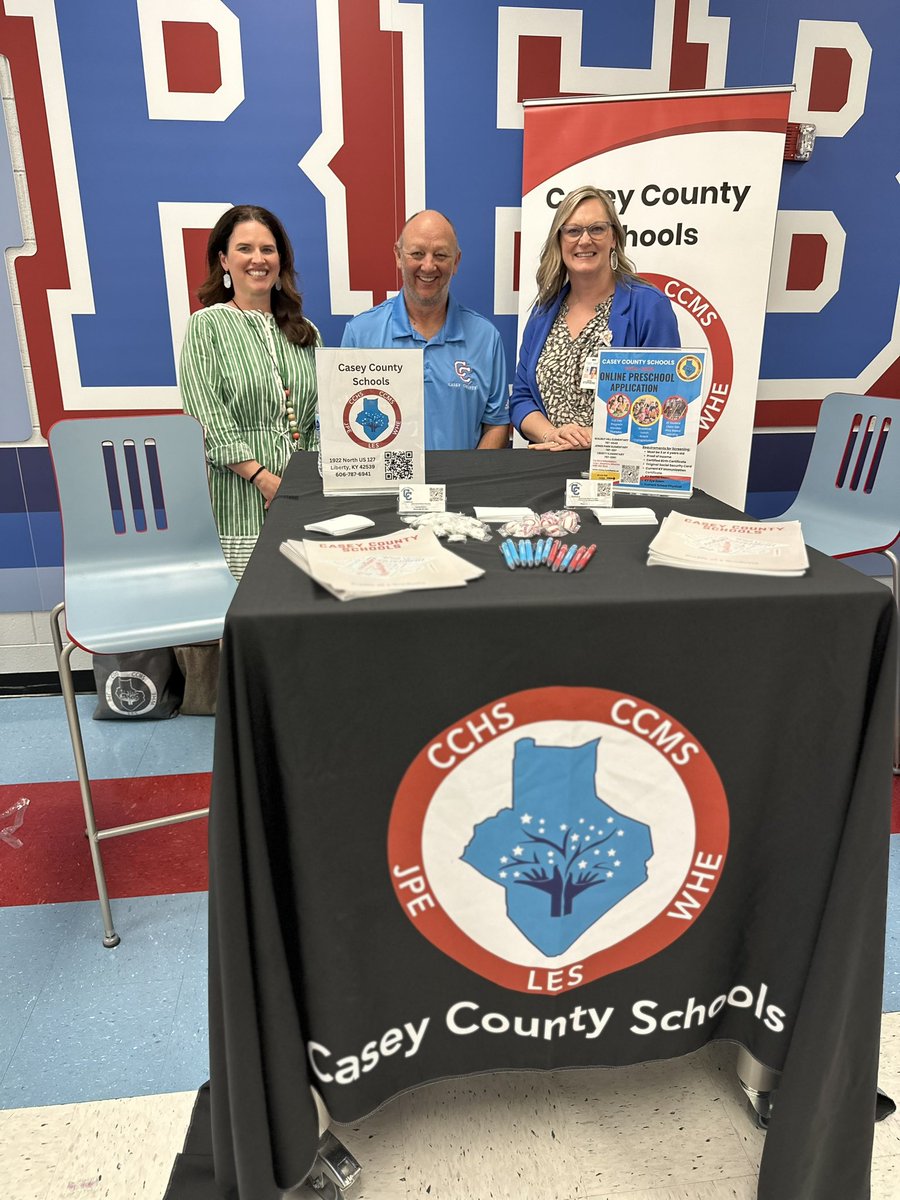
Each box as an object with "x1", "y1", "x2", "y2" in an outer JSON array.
[{"x1": 179, "y1": 205, "x2": 320, "y2": 579}]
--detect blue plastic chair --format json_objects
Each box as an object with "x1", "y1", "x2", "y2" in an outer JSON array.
[
  {"x1": 765, "y1": 393, "x2": 899, "y2": 771},
  {"x1": 48, "y1": 414, "x2": 238, "y2": 945}
]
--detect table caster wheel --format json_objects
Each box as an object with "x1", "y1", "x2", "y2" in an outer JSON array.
[
  {"x1": 740, "y1": 1083, "x2": 774, "y2": 1131},
  {"x1": 305, "y1": 1131, "x2": 361, "y2": 1195},
  {"x1": 305, "y1": 1179, "x2": 339, "y2": 1200}
]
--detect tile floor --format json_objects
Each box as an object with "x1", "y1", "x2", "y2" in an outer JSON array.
[{"x1": 1, "y1": 694, "x2": 898, "y2": 1200}]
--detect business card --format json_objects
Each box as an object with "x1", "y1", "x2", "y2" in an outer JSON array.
[
  {"x1": 397, "y1": 483, "x2": 447, "y2": 514},
  {"x1": 566, "y1": 478, "x2": 613, "y2": 508}
]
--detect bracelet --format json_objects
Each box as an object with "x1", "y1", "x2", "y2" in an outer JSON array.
[{"x1": 248, "y1": 465, "x2": 265, "y2": 484}]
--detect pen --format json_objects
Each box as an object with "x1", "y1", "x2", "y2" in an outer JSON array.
[
  {"x1": 499, "y1": 542, "x2": 517, "y2": 570},
  {"x1": 504, "y1": 538, "x2": 522, "y2": 567},
  {"x1": 559, "y1": 544, "x2": 578, "y2": 573},
  {"x1": 567, "y1": 544, "x2": 586, "y2": 572},
  {"x1": 542, "y1": 538, "x2": 554, "y2": 565},
  {"x1": 550, "y1": 541, "x2": 568, "y2": 572},
  {"x1": 522, "y1": 539, "x2": 534, "y2": 567},
  {"x1": 534, "y1": 537, "x2": 545, "y2": 563},
  {"x1": 574, "y1": 544, "x2": 597, "y2": 571}
]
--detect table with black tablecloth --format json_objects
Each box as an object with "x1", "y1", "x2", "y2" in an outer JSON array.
[{"x1": 166, "y1": 450, "x2": 896, "y2": 1200}]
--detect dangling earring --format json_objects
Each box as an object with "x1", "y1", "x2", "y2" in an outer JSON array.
[
  {"x1": 610, "y1": 248, "x2": 619, "y2": 273},
  {"x1": 223, "y1": 271, "x2": 232, "y2": 290},
  {"x1": 274, "y1": 278, "x2": 282, "y2": 292}
]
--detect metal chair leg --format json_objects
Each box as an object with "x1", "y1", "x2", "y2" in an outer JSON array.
[
  {"x1": 50, "y1": 604, "x2": 211, "y2": 945},
  {"x1": 886, "y1": 551, "x2": 899, "y2": 774},
  {"x1": 50, "y1": 603, "x2": 120, "y2": 948},
  {"x1": 736, "y1": 1045, "x2": 780, "y2": 1129}
]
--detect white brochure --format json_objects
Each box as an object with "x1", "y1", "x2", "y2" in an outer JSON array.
[
  {"x1": 315, "y1": 348, "x2": 425, "y2": 496},
  {"x1": 279, "y1": 527, "x2": 483, "y2": 601}
]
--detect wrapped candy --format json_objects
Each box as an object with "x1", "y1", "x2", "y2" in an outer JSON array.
[
  {"x1": 402, "y1": 511, "x2": 493, "y2": 542},
  {"x1": 499, "y1": 509, "x2": 581, "y2": 538}
]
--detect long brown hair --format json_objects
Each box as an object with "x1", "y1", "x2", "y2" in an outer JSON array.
[
  {"x1": 197, "y1": 205, "x2": 316, "y2": 347},
  {"x1": 534, "y1": 185, "x2": 642, "y2": 308}
]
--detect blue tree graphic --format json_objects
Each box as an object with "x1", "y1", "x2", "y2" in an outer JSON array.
[
  {"x1": 461, "y1": 737, "x2": 654, "y2": 955},
  {"x1": 355, "y1": 395, "x2": 390, "y2": 441}
]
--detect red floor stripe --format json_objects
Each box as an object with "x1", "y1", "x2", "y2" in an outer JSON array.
[
  {"x1": 2, "y1": 773, "x2": 898, "y2": 907},
  {"x1": 0, "y1": 774, "x2": 210, "y2": 906}
]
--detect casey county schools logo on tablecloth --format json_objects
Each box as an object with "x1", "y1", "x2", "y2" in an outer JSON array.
[{"x1": 388, "y1": 687, "x2": 729, "y2": 994}]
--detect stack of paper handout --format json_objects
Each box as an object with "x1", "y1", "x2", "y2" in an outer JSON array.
[
  {"x1": 592, "y1": 507, "x2": 658, "y2": 526},
  {"x1": 473, "y1": 506, "x2": 536, "y2": 524},
  {"x1": 280, "y1": 527, "x2": 483, "y2": 600},
  {"x1": 647, "y1": 511, "x2": 809, "y2": 576}
]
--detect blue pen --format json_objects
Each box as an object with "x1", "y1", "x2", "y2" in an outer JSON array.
[
  {"x1": 522, "y1": 539, "x2": 534, "y2": 567},
  {"x1": 499, "y1": 542, "x2": 517, "y2": 570},
  {"x1": 504, "y1": 538, "x2": 522, "y2": 567},
  {"x1": 560, "y1": 544, "x2": 578, "y2": 572},
  {"x1": 544, "y1": 537, "x2": 558, "y2": 567},
  {"x1": 534, "y1": 537, "x2": 545, "y2": 563},
  {"x1": 551, "y1": 541, "x2": 568, "y2": 572}
]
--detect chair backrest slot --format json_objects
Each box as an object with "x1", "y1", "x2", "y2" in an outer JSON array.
[
  {"x1": 144, "y1": 438, "x2": 169, "y2": 531},
  {"x1": 862, "y1": 417, "x2": 891, "y2": 494},
  {"x1": 122, "y1": 440, "x2": 147, "y2": 532},
  {"x1": 834, "y1": 413, "x2": 861, "y2": 489},
  {"x1": 101, "y1": 440, "x2": 127, "y2": 534},
  {"x1": 846, "y1": 415, "x2": 875, "y2": 493}
]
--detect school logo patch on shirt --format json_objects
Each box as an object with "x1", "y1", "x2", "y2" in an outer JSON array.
[{"x1": 453, "y1": 360, "x2": 473, "y2": 385}]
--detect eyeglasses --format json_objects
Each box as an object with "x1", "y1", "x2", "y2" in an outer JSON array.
[{"x1": 559, "y1": 222, "x2": 611, "y2": 241}]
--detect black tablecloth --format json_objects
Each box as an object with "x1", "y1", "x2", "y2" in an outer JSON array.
[{"x1": 167, "y1": 450, "x2": 897, "y2": 1200}]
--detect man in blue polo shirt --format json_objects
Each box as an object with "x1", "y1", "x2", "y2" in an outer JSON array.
[{"x1": 341, "y1": 211, "x2": 510, "y2": 450}]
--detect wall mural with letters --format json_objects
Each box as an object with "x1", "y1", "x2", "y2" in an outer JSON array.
[{"x1": 0, "y1": 0, "x2": 897, "y2": 628}]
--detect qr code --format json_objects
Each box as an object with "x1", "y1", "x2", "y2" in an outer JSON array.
[
  {"x1": 384, "y1": 450, "x2": 414, "y2": 481},
  {"x1": 619, "y1": 463, "x2": 640, "y2": 485},
  {"x1": 429, "y1": 487, "x2": 444, "y2": 502}
]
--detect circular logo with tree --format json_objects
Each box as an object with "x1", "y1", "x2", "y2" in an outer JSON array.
[
  {"x1": 388, "y1": 687, "x2": 729, "y2": 994},
  {"x1": 342, "y1": 389, "x2": 402, "y2": 448}
]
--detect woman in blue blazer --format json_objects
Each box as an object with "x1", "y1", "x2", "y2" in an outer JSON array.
[{"x1": 511, "y1": 185, "x2": 680, "y2": 450}]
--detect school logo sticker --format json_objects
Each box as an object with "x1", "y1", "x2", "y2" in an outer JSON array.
[
  {"x1": 676, "y1": 354, "x2": 703, "y2": 383},
  {"x1": 388, "y1": 687, "x2": 729, "y2": 994}
]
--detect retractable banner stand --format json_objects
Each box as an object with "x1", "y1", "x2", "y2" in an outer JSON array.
[{"x1": 519, "y1": 88, "x2": 791, "y2": 508}]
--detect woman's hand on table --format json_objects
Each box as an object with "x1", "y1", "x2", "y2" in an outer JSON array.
[{"x1": 528, "y1": 423, "x2": 592, "y2": 450}]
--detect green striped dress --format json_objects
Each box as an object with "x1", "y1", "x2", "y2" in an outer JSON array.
[{"x1": 179, "y1": 303, "x2": 320, "y2": 579}]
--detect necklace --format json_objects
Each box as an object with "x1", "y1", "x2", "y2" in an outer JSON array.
[{"x1": 229, "y1": 300, "x2": 301, "y2": 443}]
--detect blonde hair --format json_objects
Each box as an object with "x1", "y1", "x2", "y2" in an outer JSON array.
[{"x1": 534, "y1": 185, "x2": 640, "y2": 308}]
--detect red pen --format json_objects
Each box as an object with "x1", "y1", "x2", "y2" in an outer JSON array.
[
  {"x1": 567, "y1": 544, "x2": 587, "y2": 572},
  {"x1": 573, "y1": 544, "x2": 597, "y2": 571}
]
